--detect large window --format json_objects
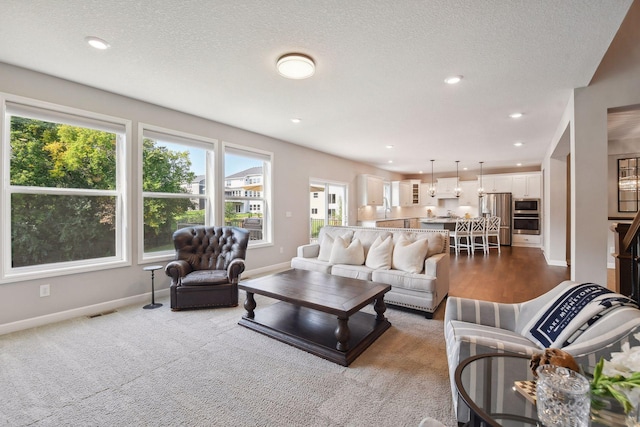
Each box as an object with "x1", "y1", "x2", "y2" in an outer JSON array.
[
  {"x1": 224, "y1": 144, "x2": 272, "y2": 244},
  {"x1": 141, "y1": 126, "x2": 215, "y2": 257},
  {"x1": 2, "y1": 99, "x2": 127, "y2": 280}
]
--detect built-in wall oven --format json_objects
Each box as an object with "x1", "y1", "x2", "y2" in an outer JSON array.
[{"x1": 513, "y1": 198, "x2": 540, "y2": 235}]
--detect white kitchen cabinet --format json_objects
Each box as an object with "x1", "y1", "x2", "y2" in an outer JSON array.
[
  {"x1": 436, "y1": 178, "x2": 460, "y2": 198},
  {"x1": 408, "y1": 179, "x2": 421, "y2": 205},
  {"x1": 358, "y1": 174, "x2": 384, "y2": 206},
  {"x1": 391, "y1": 180, "x2": 412, "y2": 207},
  {"x1": 512, "y1": 173, "x2": 541, "y2": 198},
  {"x1": 483, "y1": 175, "x2": 513, "y2": 193},
  {"x1": 459, "y1": 180, "x2": 480, "y2": 207}
]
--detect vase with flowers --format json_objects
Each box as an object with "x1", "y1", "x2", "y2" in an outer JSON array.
[{"x1": 590, "y1": 333, "x2": 640, "y2": 426}]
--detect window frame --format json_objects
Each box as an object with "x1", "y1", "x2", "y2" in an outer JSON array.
[
  {"x1": 1, "y1": 94, "x2": 131, "y2": 283},
  {"x1": 138, "y1": 124, "x2": 217, "y2": 262},
  {"x1": 223, "y1": 142, "x2": 273, "y2": 248}
]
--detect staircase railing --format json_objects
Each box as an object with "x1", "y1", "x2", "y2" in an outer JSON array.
[{"x1": 620, "y1": 209, "x2": 640, "y2": 303}]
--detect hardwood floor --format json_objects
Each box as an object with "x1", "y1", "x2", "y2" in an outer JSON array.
[{"x1": 431, "y1": 246, "x2": 571, "y2": 320}]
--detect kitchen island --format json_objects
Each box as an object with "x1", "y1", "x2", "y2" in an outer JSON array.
[{"x1": 419, "y1": 218, "x2": 458, "y2": 231}]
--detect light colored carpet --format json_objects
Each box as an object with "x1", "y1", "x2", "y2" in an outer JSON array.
[{"x1": 0, "y1": 291, "x2": 457, "y2": 427}]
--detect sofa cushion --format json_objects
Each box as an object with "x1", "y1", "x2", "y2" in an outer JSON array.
[
  {"x1": 365, "y1": 235, "x2": 393, "y2": 270},
  {"x1": 520, "y1": 282, "x2": 638, "y2": 348},
  {"x1": 181, "y1": 270, "x2": 229, "y2": 286},
  {"x1": 392, "y1": 237, "x2": 429, "y2": 273},
  {"x1": 329, "y1": 237, "x2": 365, "y2": 265},
  {"x1": 372, "y1": 269, "x2": 435, "y2": 293},
  {"x1": 290, "y1": 257, "x2": 332, "y2": 274},
  {"x1": 331, "y1": 264, "x2": 374, "y2": 281}
]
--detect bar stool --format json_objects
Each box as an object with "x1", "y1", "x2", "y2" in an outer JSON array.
[{"x1": 451, "y1": 218, "x2": 472, "y2": 256}]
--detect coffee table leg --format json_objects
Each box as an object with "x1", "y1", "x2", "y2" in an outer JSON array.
[
  {"x1": 243, "y1": 292, "x2": 256, "y2": 319},
  {"x1": 374, "y1": 297, "x2": 387, "y2": 321},
  {"x1": 335, "y1": 317, "x2": 350, "y2": 352}
]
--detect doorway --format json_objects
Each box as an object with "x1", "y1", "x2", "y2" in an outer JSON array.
[{"x1": 309, "y1": 180, "x2": 347, "y2": 242}]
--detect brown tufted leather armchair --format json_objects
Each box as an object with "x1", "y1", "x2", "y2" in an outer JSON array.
[{"x1": 165, "y1": 226, "x2": 249, "y2": 311}]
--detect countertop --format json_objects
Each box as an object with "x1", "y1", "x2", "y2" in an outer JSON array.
[{"x1": 419, "y1": 217, "x2": 459, "y2": 223}]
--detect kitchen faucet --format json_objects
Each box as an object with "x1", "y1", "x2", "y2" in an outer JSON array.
[{"x1": 383, "y1": 197, "x2": 391, "y2": 219}]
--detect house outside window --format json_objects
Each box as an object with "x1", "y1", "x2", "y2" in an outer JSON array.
[
  {"x1": 224, "y1": 144, "x2": 272, "y2": 244},
  {"x1": 2, "y1": 98, "x2": 128, "y2": 281}
]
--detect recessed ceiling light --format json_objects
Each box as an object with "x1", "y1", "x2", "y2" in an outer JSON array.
[
  {"x1": 85, "y1": 36, "x2": 110, "y2": 50},
  {"x1": 463, "y1": 167, "x2": 468, "y2": 171},
  {"x1": 276, "y1": 53, "x2": 315, "y2": 79},
  {"x1": 509, "y1": 112, "x2": 523, "y2": 119},
  {"x1": 516, "y1": 163, "x2": 522, "y2": 166},
  {"x1": 444, "y1": 75, "x2": 463, "y2": 85},
  {"x1": 419, "y1": 170, "x2": 423, "y2": 174},
  {"x1": 388, "y1": 160, "x2": 393, "y2": 163},
  {"x1": 386, "y1": 145, "x2": 394, "y2": 149},
  {"x1": 290, "y1": 118, "x2": 301, "y2": 123},
  {"x1": 514, "y1": 142, "x2": 523, "y2": 147}
]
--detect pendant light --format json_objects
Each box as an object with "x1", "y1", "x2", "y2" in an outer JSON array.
[
  {"x1": 478, "y1": 161, "x2": 486, "y2": 197},
  {"x1": 428, "y1": 159, "x2": 436, "y2": 197},
  {"x1": 454, "y1": 161, "x2": 462, "y2": 198}
]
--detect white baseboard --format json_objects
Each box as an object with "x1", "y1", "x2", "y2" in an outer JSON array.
[
  {"x1": 543, "y1": 251, "x2": 568, "y2": 267},
  {"x1": 0, "y1": 263, "x2": 293, "y2": 336},
  {"x1": 0, "y1": 289, "x2": 170, "y2": 336}
]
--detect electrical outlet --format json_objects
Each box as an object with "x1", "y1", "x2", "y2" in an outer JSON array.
[{"x1": 40, "y1": 284, "x2": 50, "y2": 297}]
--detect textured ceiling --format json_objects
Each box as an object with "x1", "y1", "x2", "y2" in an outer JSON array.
[{"x1": 0, "y1": 0, "x2": 634, "y2": 174}]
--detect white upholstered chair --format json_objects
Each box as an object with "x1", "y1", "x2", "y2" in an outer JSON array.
[{"x1": 485, "y1": 216, "x2": 501, "y2": 253}]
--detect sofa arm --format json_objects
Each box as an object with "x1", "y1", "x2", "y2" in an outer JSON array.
[
  {"x1": 424, "y1": 253, "x2": 447, "y2": 277},
  {"x1": 227, "y1": 258, "x2": 246, "y2": 284},
  {"x1": 444, "y1": 296, "x2": 520, "y2": 331},
  {"x1": 297, "y1": 243, "x2": 320, "y2": 258},
  {"x1": 165, "y1": 260, "x2": 192, "y2": 286}
]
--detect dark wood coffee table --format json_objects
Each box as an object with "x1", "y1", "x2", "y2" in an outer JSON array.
[{"x1": 238, "y1": 269, "x2": 391, "y2": 366}]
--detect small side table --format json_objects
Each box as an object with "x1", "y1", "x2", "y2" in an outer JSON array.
[{"x1": 143, "y1": 265, "x2": 164, "y2": 309}]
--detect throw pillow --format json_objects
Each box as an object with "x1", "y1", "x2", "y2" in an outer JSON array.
[
  {"x1": 317, "y1": 234, "x2": 336, "y2": 261},
  {"x1": 522, "y1": 282, "x2": 638, "y2": 348},
  {"x1": 329, "y1": 237, "x2": 365, "y2": 265},
  {"x1": 392, "y1": 236, "x2": 429, "y2": 274},
  {"x1": 365, "y1": 235, "x2": 393, "y2": 269},
  {"x1": 426, "y1": 233, "x2": 445, "y2": 257},
  {"x1": 317, "y1": 230, "x2": 353, "y2": 262}
]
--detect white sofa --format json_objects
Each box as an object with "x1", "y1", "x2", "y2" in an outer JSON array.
[{"x1": 290, "y1": 225, "x2": 450, "y2": 318}]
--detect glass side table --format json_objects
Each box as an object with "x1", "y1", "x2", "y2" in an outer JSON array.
[
  {"x1": 454, "y1": 353, "x2": 620, "y2": 427},
  {"x1": 142, "y1": 265, "x2": 164, "y2": 309}
]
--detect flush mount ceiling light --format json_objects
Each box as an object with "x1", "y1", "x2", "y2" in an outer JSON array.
[
  {"x1": 509, "y1": 112, "x2": 523, "y2": 119},
  {"x1": 85, "y1": 36, "x2": 110, "y2": 50},
  {"x1": 276, "y1": 53, "x2": 315, "y2": 79},
  {"x1": 444, "y1": 75, "x2": 463, "y2": 85}
]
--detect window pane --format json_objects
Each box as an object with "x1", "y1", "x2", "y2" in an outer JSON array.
[
  {"x1": 142, "y1": 137, "x2": 203, "y2": 193},
  {"x1": 10, "y1": 117, "x2": 117, "y2": 190},
  {"x1": 11, "y1": 194, "x2": 116, "y2": 267},
  {"x1": 143, "y1": 197, "x2": 202, "y2": 253},
  {"x1": 224, "y1": 152, "x2": 266, "y2": 242}
]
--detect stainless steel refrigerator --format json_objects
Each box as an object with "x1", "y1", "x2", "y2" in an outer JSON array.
[{"x1": 480, "y1": 193, "x2": 512, "y2": 245}]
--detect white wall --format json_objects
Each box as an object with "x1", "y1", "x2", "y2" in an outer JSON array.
[
  {"x1": 0, "y1": 62, "x2": 402, "y2": 332},
  {"x1": 543, "y1": 1, "x2": 640, "y2": 285}
]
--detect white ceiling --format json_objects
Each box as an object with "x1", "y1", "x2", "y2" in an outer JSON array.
[{"x1": 0, "y1": 0, "x2": 634, "y2": 175}]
